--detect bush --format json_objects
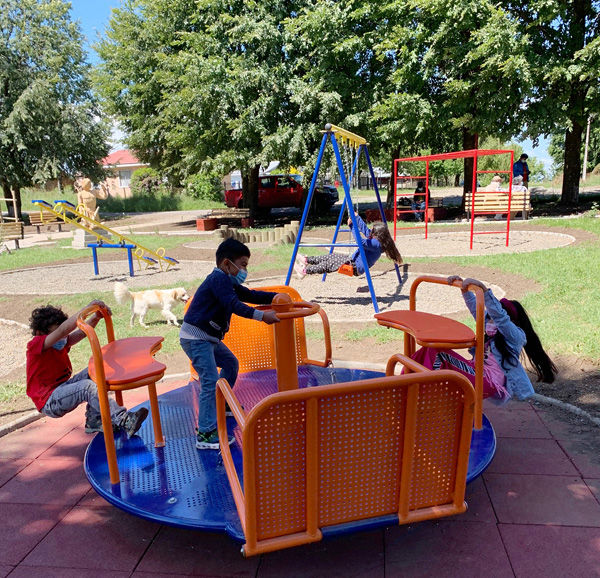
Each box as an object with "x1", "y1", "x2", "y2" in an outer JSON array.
[
  {"x1": 98, "y1": 189, "x2": 181, "y2": 213},
  {"x1": 185, "y1": 172, "x2": 223, "y2": 202},
  {"x1": 130, "y1": 167, "x2": 168, "y2": 197}
]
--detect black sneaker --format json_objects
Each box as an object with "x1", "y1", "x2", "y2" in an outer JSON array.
[
  {"x1": 196, "y1": 428, "x2": 234, "y2": 450},
  {"x1": 84, "y1": 416, "x2": 103, "y2": 434},
  {"x1": 84, "y1": 416, "x2": 121, "y2": 435},
  {"x1": 121, "y1": 408, "x2": 149, "y2": 439}
]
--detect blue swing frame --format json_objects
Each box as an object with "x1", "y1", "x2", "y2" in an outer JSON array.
[{"x1": 285, "y1": 124, "x2": 402, "y2": 313}]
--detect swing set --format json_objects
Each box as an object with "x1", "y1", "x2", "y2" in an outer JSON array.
[{"x1": 285, "y1": 123, "x2": 402, "y2": 313}]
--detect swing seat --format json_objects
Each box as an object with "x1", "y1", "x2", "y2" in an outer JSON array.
[{"x1": 338, "y1": 263, "x2": 355, "y2": 276}]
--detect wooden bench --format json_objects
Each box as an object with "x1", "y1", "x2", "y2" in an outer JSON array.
[
  {"x1": 27, "y1": 211, "x2": 64, "y2": 233},
  {"x1": 210, "y1": 208, "x2": 251, "y2": 223},
  {"x1": 197, "y1": 208, "x2": 252, "y2": 231},
  {"x1": 0, "y1": 221, "x2": 24, "y2": 248},
  {"x1": 465, "y1": 189, "x2": 531, "y2": 220}
]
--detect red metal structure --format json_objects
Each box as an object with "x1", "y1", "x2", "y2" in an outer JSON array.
[{"x1": 393, "y1": 149, "x2": 515, "y2": 249}]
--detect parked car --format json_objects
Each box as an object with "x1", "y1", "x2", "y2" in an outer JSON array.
[{"x1": 224, "y1": 174, "x2": 338, "y2": 212}]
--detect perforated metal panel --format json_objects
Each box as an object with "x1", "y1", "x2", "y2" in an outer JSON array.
[
  {"x1": 253, "y1": 401, "x2": 308, "y2": 540},
  {"x1": 318, "y1": 388, "x2": 405, "y2": 525},
  {"x1": 408, "y1": 379, "x2": 465, "y2": 509},
  {"x1": 84, "y1": 370, "x2": 495, "y2": 546},
  {"x1": 223, "y1": 285, "x2": 307, "y2": 373}
]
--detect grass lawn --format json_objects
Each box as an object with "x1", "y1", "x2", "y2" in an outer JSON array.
[{"x1": 1, "y1": 214, "x2": 599, "y2": 408}]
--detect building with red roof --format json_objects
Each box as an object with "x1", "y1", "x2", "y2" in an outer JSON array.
[{"x1": 100, "y1": 149, "x2": 149, "y2": 198}]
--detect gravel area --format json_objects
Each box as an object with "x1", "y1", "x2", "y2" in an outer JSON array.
[
  {"x1": 0, "y1": 319, "x2": 30, "y2": 378},
  {"x1": 0, "y1": 226, "x2": 574, "y2": 385}
]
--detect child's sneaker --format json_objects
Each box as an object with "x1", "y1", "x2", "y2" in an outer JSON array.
[
  {"x1": 121, "y1": 408, "x2": 149, "y2": 439},
  {"x1": 84, "y1": 415, "x2": 103, "y2": 434},
  {"x1": 196, "y1": 428, "x2": 235, "y2": 450},
  {"x1": 296, "y1": 254, "x2": 307, "y2": 266},
  {"x1": 293, "y1": 262, "x2": 306, "y2": 279}
]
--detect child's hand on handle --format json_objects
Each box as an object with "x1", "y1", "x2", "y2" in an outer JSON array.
[
  {"x1": 88, "y1": 299, "x2": 112, "y2": 317},
  {"x1": 461, "y1": 278, "x2": 488, "y2": 292},
  {"x1": 447, "y1": 275, "x2": 463, "y2": 287},
  {"x1": 262, "y1": 310, "x2": 280, "y2": 325}
]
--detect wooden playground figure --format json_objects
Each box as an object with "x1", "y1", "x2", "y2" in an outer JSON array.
[{"x1": 75, "y1": 178, "x2": 108, "y2": 228}]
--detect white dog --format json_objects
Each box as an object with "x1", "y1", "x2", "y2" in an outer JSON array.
[{"x1": 114, "y1": 282, "x2": 190, "y2": 328}]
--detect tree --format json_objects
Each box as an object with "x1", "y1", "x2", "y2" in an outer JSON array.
[
  {"x1": 507, "y1": 0, "x2": 600, "y2": 204},
  {"x1": 96, "y1": 0, "x2": 317, "y2": 217},
  {"x1": 0, "y1": 0, "x2": 109, "y2": 218},
  {"x1": 372, "y1": 0, "x2": 529, "y2": 205}
]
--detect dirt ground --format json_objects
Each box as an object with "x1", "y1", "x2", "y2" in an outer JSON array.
[{"x1": 1, "y1": 216, "x2": 599, "y2": 438}]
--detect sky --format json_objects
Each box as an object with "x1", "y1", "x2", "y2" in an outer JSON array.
[
  {"x1": 69, "y1": 0, "x2": 118, "y2": 66},
  {"x1": 68, "y1": 1, "x2": 553, "y2": 171}
]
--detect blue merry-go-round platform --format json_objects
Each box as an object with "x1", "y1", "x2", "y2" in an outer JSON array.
[{"x1": 84, "y1": 366, "x2": 496, "y2": 541}]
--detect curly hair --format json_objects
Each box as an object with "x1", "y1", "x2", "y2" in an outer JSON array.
[
  {"x1": 370, "y1": 222, "x2": 403, "y2": 264},
  {"x1": 29, "y1": 305, "x2": 68, "y2": 336}
]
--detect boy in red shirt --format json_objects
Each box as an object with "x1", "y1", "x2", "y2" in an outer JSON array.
[{"x1": 26, "y1": 300, "x2": 148, "y2": 436}]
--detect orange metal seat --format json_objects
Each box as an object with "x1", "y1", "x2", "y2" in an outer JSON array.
[
  {"x1": 375, "y1": 275, "x2": 485, "y2": 428},
  {"x1": 77, "y1": 304, "x2": 166, "y2": 485},
  {"x1": 216, "y1": 355, "x2": 475, "y2": 557},
  {"x1": 337, "y1": 263, "x2": 354, "y2": 276}
]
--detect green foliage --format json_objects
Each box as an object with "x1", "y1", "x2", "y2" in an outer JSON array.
[
  {"x1": 0, "y1": 0, "x2": 110, "y2": 214},
  {"x1": 185, "y1": 173, "x2": 223, "y2": 202},
  {"x1": 130, "y1": 167, "x2": 168, "y2": 197},
  {"x1": 372, "y1": 1, "x2": 528, "y2": 160},
  {"x1": 508, "y1": 0, "x2": 600, "y2": 202}
]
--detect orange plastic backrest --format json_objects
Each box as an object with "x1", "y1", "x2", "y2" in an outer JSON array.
[
  {"x1": 223, "y1": 285, "x2": 308, "y2": 373},
  {"x1": 183, "y1": 285, "x2": 309, "y2": 376},
  {"x1": 217, "y1": 366, "x2": 475, "y2": 556}
]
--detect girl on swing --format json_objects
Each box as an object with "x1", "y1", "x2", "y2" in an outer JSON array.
[{"x1": 294, "y1": 212, "x2": 403, "y2": 279}]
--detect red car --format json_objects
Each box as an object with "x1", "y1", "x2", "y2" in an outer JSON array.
[{"x1": 224, "y1": 174, "x2": 338, "y2": 211}]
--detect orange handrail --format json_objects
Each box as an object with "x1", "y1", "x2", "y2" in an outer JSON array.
[
  {"x1": 77, "y1": 304, "x2": 166, "y2": 485},
  {"x1": 409, "y1": 275, "x2": 485, "y2": 428},
  {"x1": 217, "y1": 363, "x2": 474, "y2": 557}
]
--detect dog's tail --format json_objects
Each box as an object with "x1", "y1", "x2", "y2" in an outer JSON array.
[{"x1": 113, "y1": 281, "x2": 132, "y2": 305}]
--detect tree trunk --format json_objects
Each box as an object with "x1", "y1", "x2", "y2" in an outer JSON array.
[
  {"x1": 242, "y1": 164, "x2": 260, "y2": 218},
  {"x1": 560, "y1": 0, "x2": 587, "y2": 205},
  {"x1": 385, "y1": 147, "x2": 399, "y2": 209},
  {"x1": 462, "y1": 130, "x2": 479, "y2": 201},
  {"x1": 561, "y1": 124, "x2": 583, "y2": 204},
  {"x1": 2, "y1": 183, "x2": 21, "y2": 220}
]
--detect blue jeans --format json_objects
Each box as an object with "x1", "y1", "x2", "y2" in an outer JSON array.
[
  {"x1": 41, "y1": 368, "x2": 127, "y2": 425},
  {"x1": 411, "y1": 201, "x2": 426, "y2": 221},
  {"x1": 180, "y1": 338, "x2": 239, "y2": 433}
]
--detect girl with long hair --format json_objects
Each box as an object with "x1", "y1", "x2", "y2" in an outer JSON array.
[
  {"x1": 412, "y1": 276, "x2": 557, "y2": 401},
  {"x1": 294, "y1": 213, "x2": 402, "y2": 278}
]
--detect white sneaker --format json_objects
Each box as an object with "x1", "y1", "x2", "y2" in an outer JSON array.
[
  {"x1": 296, "y1": 254, "x2": 307, "y2": 265},
  {"x1": 293, "y1": 262, "x2": 306, "y2": 279}
]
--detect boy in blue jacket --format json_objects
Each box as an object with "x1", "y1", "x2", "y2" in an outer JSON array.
[{"x1": 180, "y1": 238, "x2": 280, "y2": 449}]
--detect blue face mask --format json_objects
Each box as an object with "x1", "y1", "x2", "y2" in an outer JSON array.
[
  {"x1": 52, "y1": 337, "x2": 68, "y2": 350},
  {"x1": 228, "y1": 261, "x2": 248, "y2": 285}
]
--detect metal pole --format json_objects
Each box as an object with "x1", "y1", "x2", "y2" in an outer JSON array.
[
  {"x1": 285, "y1": 131, "x2": 328, "y2": 286},
  {"x1": 331, "y1": 136, "x2": 379, "y2": 313},
  {"x1": 364, "y1": 146, "x2": 402, "y2": 285}
]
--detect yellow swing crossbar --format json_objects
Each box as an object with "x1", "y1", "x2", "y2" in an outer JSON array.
[{"x1": 324, "y1": 123, "x2": 368, "y2": 149}]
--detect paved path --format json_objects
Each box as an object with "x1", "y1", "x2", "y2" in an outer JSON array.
[{"x1": 1, "y1": 380, "x2": 599, "y2": 576}]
